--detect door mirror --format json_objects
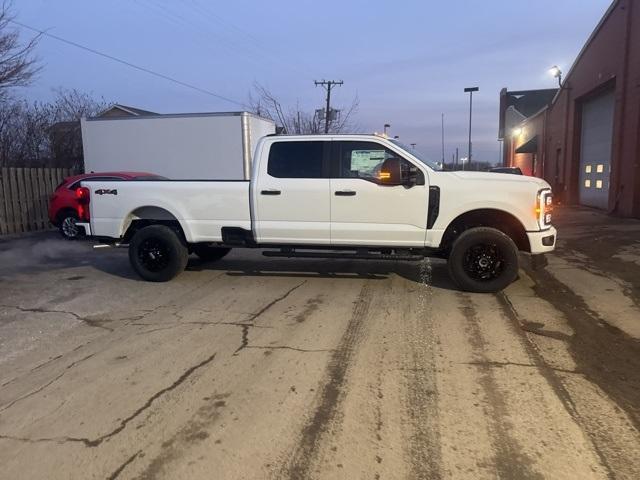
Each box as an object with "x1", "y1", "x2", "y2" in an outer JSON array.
[
  {"x1": 377, "y1": 158, "x2": 403, "y2": 185},
  {"x1": 377, "y1": 157, "x2": 421, "y2": 187}
]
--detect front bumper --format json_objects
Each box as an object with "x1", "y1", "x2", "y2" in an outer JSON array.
[
  {"x1": 526, "y1": 226, "x2": 557, "y2": 254},
  {"x1": 76, "y1": 222, "x2": 92, "y2": 236}
]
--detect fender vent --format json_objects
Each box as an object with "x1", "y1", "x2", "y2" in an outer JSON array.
[{"x1": 427, "y1": 186, "x2": 440, "y2": 229}]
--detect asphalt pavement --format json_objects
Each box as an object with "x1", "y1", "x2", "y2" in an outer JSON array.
[{"x1": 0, "y1": 206, "x2": 639, "y2": 479}]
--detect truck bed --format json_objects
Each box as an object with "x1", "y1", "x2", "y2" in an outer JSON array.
[{"x1": 85, "y1": 180, "x2": 251, "y2": 242}]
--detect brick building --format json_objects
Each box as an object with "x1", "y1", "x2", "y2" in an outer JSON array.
[{"x1": 500, "y1": 0, "x2": 640, "y2": 218}]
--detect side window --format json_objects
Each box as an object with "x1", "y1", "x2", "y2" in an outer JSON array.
[
  {"x1": 267, "y1": 141, "x2": 325, "y2": 178},
  {"x1": 334, "y1": 141, "x2": 424, "y2": 185}
]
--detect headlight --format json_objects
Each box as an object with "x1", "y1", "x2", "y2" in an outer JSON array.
[{"x1": 536, "y1": 189, "x2": 553, "y2": 228}]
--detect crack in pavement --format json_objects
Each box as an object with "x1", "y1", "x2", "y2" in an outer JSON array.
[
  {"x1": 232, "y1": 281, "x2": 306, "y2": 355},
  {"x1": 106, "y1": 450, "x2": 142, "y2": 480},
  {"x1": 0, "y1": 304, "x2": 136, "y2": 332},
  {"x1": 244, "y1": 345, "x2": 333, "y2": 353},
  {"x1": 0, "y1": 352, "x2": 218, "y2": 448},
  {"x1": 0, "y1": 352, "x2": 96, "y2": 413},
  {"x1": 234, "y1": 324, "x2": 251, "y2": 355}
]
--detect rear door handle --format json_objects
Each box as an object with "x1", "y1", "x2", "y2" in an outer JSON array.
[
  {"x1": 261, "y1": 190, "x2": 281, "y2": 195},
  {"x1": 335, "y1": 190, "x2": 356, "y2": 196}
]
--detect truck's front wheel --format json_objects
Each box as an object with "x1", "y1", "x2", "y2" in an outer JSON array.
[
  {"x1": 129, "y1": 225, "x2": 188, "y2": 282},
  {"x1": 447, "y1": 227, "x2": 519, "y2": 293}
]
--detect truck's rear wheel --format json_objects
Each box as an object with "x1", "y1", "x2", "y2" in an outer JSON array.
[
  {"x1": 192, "y1": 245, "x2": 231, "y2": 262},
  {"x1": 447, "y1": 227, "x2": 519, "y2": 293},
  {"x1": 129, "y1": 225, "x2": 188, "y2": 282}
]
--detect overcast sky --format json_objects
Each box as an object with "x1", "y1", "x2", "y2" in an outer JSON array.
[{"x1": 13, "y1": 0, "x2": 611, "y2": 164}]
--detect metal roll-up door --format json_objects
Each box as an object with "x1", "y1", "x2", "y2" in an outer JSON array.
[{"x1": 579, "y1": 90, "x2": 615, "y2": 209}]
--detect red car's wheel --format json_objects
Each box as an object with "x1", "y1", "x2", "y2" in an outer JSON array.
[{"x1": 58, "y1": 211, "x2": 84, "y2": 240}]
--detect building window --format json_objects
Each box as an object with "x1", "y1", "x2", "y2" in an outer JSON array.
[
  {"x1": 585, "y1": 165, "x2": 592, "y2": 173},
  {"x1": 596, "y1": 180, "x2": 603, "y2": 189},
  {"x1": 584, "y1": 179, "x2": 591, "y2": 188},
  {"x1": 596, "y1": 164, "x2": 604, "y2": 173}
]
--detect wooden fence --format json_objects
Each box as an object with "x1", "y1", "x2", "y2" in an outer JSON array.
[{"x1": 0, "y1": 167, "x2": 76, "y2": 235}]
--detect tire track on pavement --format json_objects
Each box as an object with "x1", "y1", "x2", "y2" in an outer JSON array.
[
  {"x1": 459, "y1": 294, "x2": 543, "y2": 480},
  {"x1": 284, "y1": 281, "x2": 372, "y2": 479},
  {"x1": 402, "y1": 261, "x2": 442, "y2": 480},
  {"x1": 495, "y1": 291, "x2": 616, "y2": 479}
]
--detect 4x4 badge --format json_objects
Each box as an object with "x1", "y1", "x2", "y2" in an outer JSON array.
[{"x1": 95, "y1": 189, "x2": 118, "y2": 195}]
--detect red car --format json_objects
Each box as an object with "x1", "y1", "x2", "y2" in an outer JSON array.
[{"x1": 49, "y1": 171, "x2": 163, "y2": 239}]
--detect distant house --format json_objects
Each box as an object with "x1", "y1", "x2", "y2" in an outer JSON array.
[
  {"x1": 95, "y1": 104, "x2": 157, "y2": 118},
  {"x1": 50, "y1": 104, "x2": 156, "y2": 169}
]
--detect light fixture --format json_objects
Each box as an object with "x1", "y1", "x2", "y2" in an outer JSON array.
[{"x1": 512, "y1": 127, "x2": 523, "y2": 137}]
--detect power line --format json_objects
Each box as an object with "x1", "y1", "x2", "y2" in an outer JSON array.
[
  {"x1": 9, "y1": 19, "x2": 245, "y2": 107},
  {"x1": 184, "y1": 0, "x2": 321, "y2": 80}
]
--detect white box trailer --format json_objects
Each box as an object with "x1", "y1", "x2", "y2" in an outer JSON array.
[{"x1": 80, "y1": 112, "x2": 276, "y2": 180}]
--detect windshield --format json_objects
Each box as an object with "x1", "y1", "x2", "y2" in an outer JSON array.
[{"x1": 388, "y1": 139, "x2": 443, "y2": 171}]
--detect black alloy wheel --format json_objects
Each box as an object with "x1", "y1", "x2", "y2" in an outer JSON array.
[
  {"x1": 447, "y1": 227, "x2": 519, "y2": 293},
  {"x1": 129, "y1": 225, "x2": 189, "y2": 282}
]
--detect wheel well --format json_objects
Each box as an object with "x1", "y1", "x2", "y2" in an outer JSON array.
[
  {"x1": 55, "y1": 207, "x2": 78, "y2": 225},
  {"x1": 122, "y1": 206, "x2": 186, "y2": 243},
  {"x1": 440, "y1": 209, "x2": 530, "y2": 254}
]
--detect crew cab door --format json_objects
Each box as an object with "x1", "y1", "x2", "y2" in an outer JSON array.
[
  {"x1": 329, "y1": 140, "x2": 429, "y2": 247},
  {"x1": 254, "y1": 139, "x2": 331, "y2": 244}
]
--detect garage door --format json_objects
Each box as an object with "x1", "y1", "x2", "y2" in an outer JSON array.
[{"x1": 579, "y1": 90, "x2": 615, "y2": 209}]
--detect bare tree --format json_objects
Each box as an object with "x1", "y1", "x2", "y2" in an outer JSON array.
[
  {"x1": 247, "y1": 82, "x2": 360, "y2": 134},
  {"x1": 0, "y1": 1, "x2": 40, "y2": 95},
  {"x1": 0, "y1": 88, "x2": 110, "y2": 168}
]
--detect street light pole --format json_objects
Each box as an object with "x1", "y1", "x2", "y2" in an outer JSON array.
[
  {"x1": 441, "y1": 113, "x2": 445, "y2": 165},
  {"x1": 464, "y1": 87, "x2": 479, "y2": 171}
]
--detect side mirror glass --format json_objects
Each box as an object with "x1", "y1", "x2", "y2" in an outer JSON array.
[
  {"x1": 377, "y1": 157, "x2": 403, "y2": 186},
  {"x1": 377, "y1": 157, "x2": 422, "y2": 187}
]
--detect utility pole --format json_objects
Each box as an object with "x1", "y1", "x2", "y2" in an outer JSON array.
[
  {"x1": 464, "y1": 87, "x2": 479, "y2": 171},
  {"x1": 315, "y1": 79, "x2": 343, "y2": 134},
  {"x1": 441, "y1": 113, "x2": 445, "y2": 165},
  {"x1": 455, "y1": 147, "x2": 459, "y2": 170}
]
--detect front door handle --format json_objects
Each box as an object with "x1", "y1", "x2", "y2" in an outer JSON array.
[
  {"x1": 261, "y1": 190, "x2": 281, "y2": 195},
  {"x1": 335, "y1": 190, "x2": 356, "y2": 196}
]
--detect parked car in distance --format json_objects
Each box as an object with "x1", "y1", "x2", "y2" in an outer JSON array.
[
  {"x1": 49, "y1": 172, "x2": 164, "y2": 239},
  {"x1": 490, "y1": 166, "x2": 523, "y2": 175}
]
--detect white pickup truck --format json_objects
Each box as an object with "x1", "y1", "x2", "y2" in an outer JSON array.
[{"x1": 78, "y1": 134, "x2": 556, "y2": 292}]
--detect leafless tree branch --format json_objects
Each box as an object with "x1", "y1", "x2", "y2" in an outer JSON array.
[
  {"x1": 0, "y1": 1, "x2": 41, "y2": 92},
  {"x1": 247, "y1": 82, "x2": 360, "y2": 134}
]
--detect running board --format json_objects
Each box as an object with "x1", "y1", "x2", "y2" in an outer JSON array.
[{"x1": 262, "y1": 250, "x2": 424, "y2": 261}]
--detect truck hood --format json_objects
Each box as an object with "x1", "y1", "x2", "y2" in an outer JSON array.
[{"x1": 446, "y1": 171, "x2": 551, "y2": 189}]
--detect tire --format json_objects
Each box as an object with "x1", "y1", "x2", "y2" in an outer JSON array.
[
  {"x1": 447, "y1": 227, "x2": 519, "y2": 293},
  {"x1": 192, "y1": 245, "x2": 231, "y2": 262},
  {"x1": 58, "y1": 211, "x2": 84, "y2": 240},
  {"x1": 128, "y1": 225, "x2": 188, "y2": 282}
]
